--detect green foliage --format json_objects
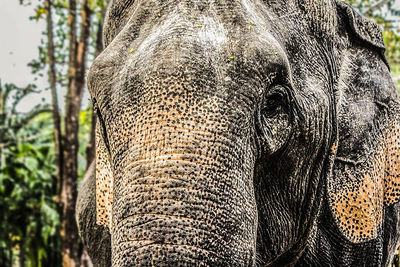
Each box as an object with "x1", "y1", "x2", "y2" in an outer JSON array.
[
  {"x1": 0, "y1": 0, "x2": 106, "y2": 265},
  {"x1": 0, "y1": 83, "x2": 92, "y2": 266},
  {"x1": 0, "y1": 83, "x2": 60, "y2": 266},
  {"x1": 78, "y1": 106, "x2": 93, "y2": 180},
  {"x1": 0, "y1": 82, "x2": 51, "y2": 151},
  {"x1": 383, "y1": 30, "x2": 400, "y2": 86}
]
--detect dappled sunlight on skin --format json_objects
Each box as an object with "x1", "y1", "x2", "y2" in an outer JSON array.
[
  {"x1": 96, "y1": 122, "x2": 114, "y2": 228},
  {"x1": 384, "y1": 119, "x2": 400, "y2": 205},
  {"x1": 331, "y1": 173, "x2": 383, "y2": 242},
  {"x1": 330, "y1": 118, "x2": 400, "y2": 243}
]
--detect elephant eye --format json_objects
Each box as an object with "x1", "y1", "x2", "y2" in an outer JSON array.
[
  {"x1": 260, "y1": 86, "x2": 288, "y2": 118},
  {"x1": 256, "y1": 85, "x2": 292, "y2": 156},
  {"x1": 261, "y1": 95, "x2": 283, "y2": 117}
]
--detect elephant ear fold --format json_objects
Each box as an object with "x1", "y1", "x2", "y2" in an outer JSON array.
[
  {"x1": 328, "y1": 3, "x2": 400, "y2": 243},
  {"x1": 95, "y1": 122, "x2": 113, "y2": 229},
  {"x1": 336, "y1": 1, "x2": 388, "y2": 67}
]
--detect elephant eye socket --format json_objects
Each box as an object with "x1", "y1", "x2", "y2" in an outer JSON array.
[{"x1": 256, "y1": 85, "x2": 292, "y2": 156}]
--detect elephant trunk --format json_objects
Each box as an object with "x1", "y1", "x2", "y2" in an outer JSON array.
[
  {"x1": 112, "y1": 135, "x2": 256, "y2": 265},
  {"x1": 109, "y1": 73, "x2": 258, "y2": 265}
]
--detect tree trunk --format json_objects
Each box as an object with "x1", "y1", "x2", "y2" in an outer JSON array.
[
  {"x1": 45, "y1": 0, "x2": 63, "y2": 202},
  {"x1": 60, "y1": 0, "x2": 92, "y2": 266},
  {"x1": 18, "y1": 240, "x2": 24, "y2": 267}
]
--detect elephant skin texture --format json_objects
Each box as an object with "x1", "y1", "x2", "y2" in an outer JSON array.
[{"x1": 76, "y1": 0, "x2": 400, "y2": 266}]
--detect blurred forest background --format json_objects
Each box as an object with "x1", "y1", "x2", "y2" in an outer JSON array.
[{"x1": 0, "y1": 0, "x2": 399, "y2": 266}]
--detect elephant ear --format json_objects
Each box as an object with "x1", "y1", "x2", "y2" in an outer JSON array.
[
  {"x1": 95, "y1": 121, "x2": 113, "y2": 229},
  {"x1": 336, "y1": 1, "x2": 387, "y2": 62},
  {"x1": 328, "y1": 2, "x2": 400, "y2": 243}
]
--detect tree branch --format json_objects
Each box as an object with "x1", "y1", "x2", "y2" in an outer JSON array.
[
  {"x1": 9, "y1": 107, "x2": 52, "y2": 131},
  {"x1": 45, "y1": 0, "x2": 64, "y2": 207},
  {"x1": 362, "y1": 0, "x2": 391, "y2": 15}
]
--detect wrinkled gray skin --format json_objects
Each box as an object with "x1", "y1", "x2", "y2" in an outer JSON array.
[{"x1": 76, "y1": 0, "x2": 400, "y2": 266}]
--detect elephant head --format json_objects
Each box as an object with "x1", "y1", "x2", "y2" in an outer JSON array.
[{"x1": 78, "y1": 0, "x2": 400, "y2": 265}]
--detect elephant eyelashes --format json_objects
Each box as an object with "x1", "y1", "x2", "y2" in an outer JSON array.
[{"x1": 256, "y1": 85, "x2": 292, "y2": 155}]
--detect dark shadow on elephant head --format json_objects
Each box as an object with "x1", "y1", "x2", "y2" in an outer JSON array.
[{"x1": 76, "y1": 0, "x2": 400, "y2": 266}]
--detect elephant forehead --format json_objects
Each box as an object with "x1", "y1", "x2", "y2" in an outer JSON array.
[
  {"x1": 96, "y1": 0, "x2": 341, "y2": 95},
  {"x1": 114, "y1": 14, "x2": 288, "y2": 79},
  {"x1": 93, "y1": 0, "x2": 295, "y2": 89},
  {"x1": 90, "y1": 25, "x2": 289, "y2": 108},
  {"x1": 102, "y1": 0, "x2": 338, "y2": 44}
]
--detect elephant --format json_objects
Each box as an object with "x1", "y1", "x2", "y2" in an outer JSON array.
[{"x1": 76, "y1": 0, "x2": 400, "y2": 266}]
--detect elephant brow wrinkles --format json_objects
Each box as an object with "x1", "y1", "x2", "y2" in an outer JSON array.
[
  {"x1": 132, "y1": 124, "x2": 226, "y2": 139},
  {"x1": 116, "y1": 197, "x2": 216, "y2": 216},
  {"x1": 116, "y1": 182, "x2": 220, "y2": 199},
  {"x1": 115, "y1": 188, "x2": 222, "y2": 214},
  {"x1": 115, "y1": 199, "x2": 248, "y2": 242},
  {"x1": 116, "y1": 216, "x2": 162, "y2": 231},
  {"x1": 116, "y1": 213, "x2": 214, "y2": 232},
  {"x1": 115, "y1": 242, "x2": 227, "y2": 261},
  {"x1": 115, "y1": 216, "x2": 229, "y2": 245},
  {"x1": 121, "y1": 156, "x2": 225, "y2": 176}
]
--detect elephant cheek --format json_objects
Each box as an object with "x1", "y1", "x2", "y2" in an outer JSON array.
[{"x1": 109, "y1": 123, "x2": 258, "y2": 265}]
